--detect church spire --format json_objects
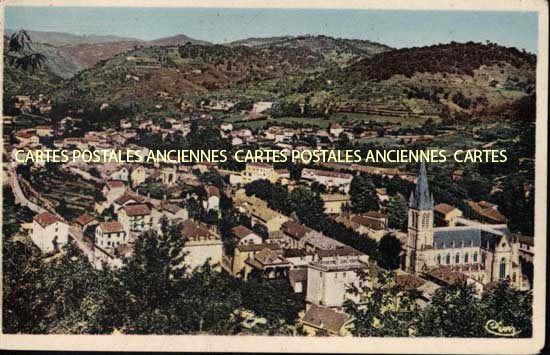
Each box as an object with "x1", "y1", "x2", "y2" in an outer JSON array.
[{"x1": 409, "y1": 162, "x2": 433, "y2": 210}]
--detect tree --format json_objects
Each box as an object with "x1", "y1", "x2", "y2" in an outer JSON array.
[
  {"x1": 244, "y1": 179, "x2": 272, "y2": 200},
  {"x1": 344, "y1": 269, "x2": 422, "y2": 337},
  {"x1": 3, "y1": 236, "x2": 45, "y2": 333},
  {"x1": 116, "y1": 225, "x2": 188, "y2": 333},
  {"x1": 350, "y1": 174, "x2": 379, "y2": 213},
  {"x1": 289, "y1": 187, "x2": 325, "y2": 226},
  {"x1": 480, "y1": 280, "x2": 532, "y2": 337},
  {"x1": 241, "y1": 278, "x2": 303, "y2": 326},
  {"x1": 377, "y1": 234, "x2": 403, "y2": 270},
  {"x1": 387, "y1": 193, "x2": 408, "y2": 231},
  {"x1": 418, "y1": 282, "x2": 484, "y2": 337},
  {"x1": 4, "y1": 30, "x2": 47, "y2": 72}
]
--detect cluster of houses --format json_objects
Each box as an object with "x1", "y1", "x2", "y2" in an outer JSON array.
[
  {"x1": 9, "y1": 109, "x2": 534, "y2": 337},
  {"x1": 12, "y1": 94, "x2": 52, "y2": 114}
]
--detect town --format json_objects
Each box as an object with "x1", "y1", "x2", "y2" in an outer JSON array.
[{"x1": 3, "y1": 91, "x2": 535, "y2": 336}]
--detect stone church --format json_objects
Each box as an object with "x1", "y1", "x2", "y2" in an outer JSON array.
[{"x1": 404, "y1": 162, "x2": 525, "y2": 289}]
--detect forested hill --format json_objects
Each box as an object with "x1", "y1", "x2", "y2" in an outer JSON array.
[
  {"x1": 228, "y1": 34, "x2": 393, "y2": 66},
  {"x1": 344, "y1": 41, "x2": 536, "y2": 81}
]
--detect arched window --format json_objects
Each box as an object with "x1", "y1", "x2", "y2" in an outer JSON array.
[
  {"x1": 446, "y1": 253, "x2": 450, "y2": 265},
  {"x1": 499, "y1": 258, "x2": 506, "y2": 280},
  {"x1": 422, "y1": 214, "x2": 429, "y2": 228},
  {"x1": 437, "y1": 254, "x2": 441, "y2": 265},
  {"x1": 464, "y1": 252, "x2": 469, "y2": 264},
  {"x1": 412, "y1": 212, "x2": 417, "y2": 228},
  {"x1": 455, "y1": 253, "x2": 460, "y2": 264},
  {"x1": 473, "y1": 252, "x2": 478, "y2": 263},
  {"x1": 482, "y1": 252, "x2": 486, "y2": 266}
]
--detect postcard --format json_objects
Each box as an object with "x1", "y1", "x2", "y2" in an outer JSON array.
[{"x1": 1, "y1": 0, "x2": 547, "y2": 353}]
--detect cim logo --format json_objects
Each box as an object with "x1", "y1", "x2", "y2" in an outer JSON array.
[{"x1": 485, "y1": 320, "x2": 521, "y2": 337}]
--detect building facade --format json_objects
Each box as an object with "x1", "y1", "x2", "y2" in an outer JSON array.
[
  {"x1": 404, "y1": 162, "x2": 525, "y2": 289},
  {"x1": 31, "y1": 212, "x2": 69, "y2": 253}
]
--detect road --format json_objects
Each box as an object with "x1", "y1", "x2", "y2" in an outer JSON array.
[
  {"x1": 7, "y1": 167, "x2": 46, "y2": 214},
  {"x1": 68, "y1": 226, "x2": 96, "y2": 264}
]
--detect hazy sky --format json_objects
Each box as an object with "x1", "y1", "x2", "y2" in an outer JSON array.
[{"x1": 4, "y1": 7, "x2": 539, "y2": 53}]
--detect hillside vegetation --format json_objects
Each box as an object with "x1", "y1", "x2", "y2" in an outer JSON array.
[{"x1": 344, "y1": 41, "x2": 536, "y2": 81}]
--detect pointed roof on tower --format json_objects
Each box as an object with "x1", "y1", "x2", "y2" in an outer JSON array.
[{"x1": 409, "y1": 162, "x2": 434, "y2": 210}]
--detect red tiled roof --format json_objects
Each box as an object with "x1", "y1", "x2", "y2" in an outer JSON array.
[
  {"x1": 180, "y1": 220, "x2": 210, "y2": 239},
  {"x1": 478, "y1": 200, "x2": 496, "y2": 209},
  {"x1": 15, "y1": 131, "x2": 34, "y2": 139},
  {"x1": 34, "y1": 212, "x2": 62, "y2": 227},
  {"x1": 282, "y1": 221, "x2": 312, "y2": 240},
  {"x1": 106, "y1": 180, "x2": 125, "y2": 189},
  {"x1": 428, "y1": 266, "x2": 468, "y2": 285},
  {"x1": 206, "y1": 185, "x2": 220, "y2": 197},
  {"x1": 75, "y1": 213, "x2": 96, "y2": 226},
  {"x1": 302, "y1": 304, "x2": 351, "y2": 334},
  {"x1": 434, "y1": 203, "x2": 457, "y2": 215},
  {"x1": 99, "y1": 221, "x2": 125, "y2": 234},
  {"x1": 236, "y1": 243, "x2": 280, "y2": 252},
  {"x1": 115, "y1": 193, "x2": 145, "y2": 205},
  {"x1": 251, "y1": 247, "x2": 287, "y2": 266},
  {"x1": 395, "y1": 274, "x2": 426, "y2": 290},
  {"x1": 351, "y1": 215, "x2": 385, "y2": 230},
  {"x1": 231, "y1": 225, "x2": 255, "y2": 240},
  {"x1": 467, "y1": 200, "x2": 507, "y2": 223},
  {"x1": 122, "y1": 204, "x2": 151, "y2": 216},
  {"x1": 365, "y1": 211, "x2": 386, "y2": 219}
]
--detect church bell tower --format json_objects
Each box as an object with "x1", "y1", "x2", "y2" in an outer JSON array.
[{"x1": 406, "y1": 162, "x2": 434, "y2": 274}]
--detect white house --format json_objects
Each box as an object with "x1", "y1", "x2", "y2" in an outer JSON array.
[
  {"x1": 130, "y1": 165, "x2": 148, "y2": 187},
  {"x1": 220, "y1": 123, "x2": 233, "y2": 131},
  {"x1": 15, "y1": 131, "x2": 39, "y2": 145},
  {"x1": 231, "y1": 225, "x2": 263, "y2": 245},
  {"x1": 113, "y1": 193, "x2": 146, "y2": 212},
  {"x1": 329, "y1": 123, "x2": 344, "y2": 137},
  {"x1": 180, "y1": 220, "x2": 223, "y2": 271},
  {"x1": 306, "y1": 250, "x2": 369, "y2": 308},
  {"x1": 74, "y1": 213, "x2": 98, "y2": 233},
  {"x1": 35, "y1": 125, "x2": 54, "y2": 137},
  {"x1": 231, "y1": 137, "x2": 244, "y2": 146},
  {"x1": 118, "y1": 204, "x2": 153, "y2": 233},
  {"x1": 102, "y1": 180, "x2": 126, "y2": 202},
  {"x1": 252, "y1": 101, "x2": 273, "y2": 114},
  {"x1": 242, "y1": 162, "x2": 274, "y2": 183},
  {"x1": 301, "y1": 168, "x2": 353, "y2": 193},
  {"x1": 203, "y1": 185, "x2": 220, "y2": 211},
  {"x1": 109, "y1": 166, "x2": 129, "y2": 182},
  {"x1": 95, "y1": 221, "x2": 127, "y2": 250},
  {"x1": 32, "y1": 212, "x2": 69, "y2": 253}
]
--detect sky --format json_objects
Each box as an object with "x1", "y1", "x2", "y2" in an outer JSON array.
[{"x1": 4, "y1": 7, "x2": 539, "y2": 53}]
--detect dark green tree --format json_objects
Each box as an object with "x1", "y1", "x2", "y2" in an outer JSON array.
[
  {"x1": 344, "y1": 269, "x2": 422, "y2": 337},
  {"x1": 350, "y1": 174, "x2": 379, "y2": 213},
  {"x1": 377, "y1": 234, "x2": 403, "y2": 270},
  {"x1": 387, "y1": 193, "x2": 408, "y2": 231},
  {"x1": 418, "y1": 282, "x2": 484, "y2": 337},
  {"x1": 480, "y1": 280, "x2": 532, "y2": 337},
  {"x1": 4, "y1": 30, "x2": 47, "y2": 72}
]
